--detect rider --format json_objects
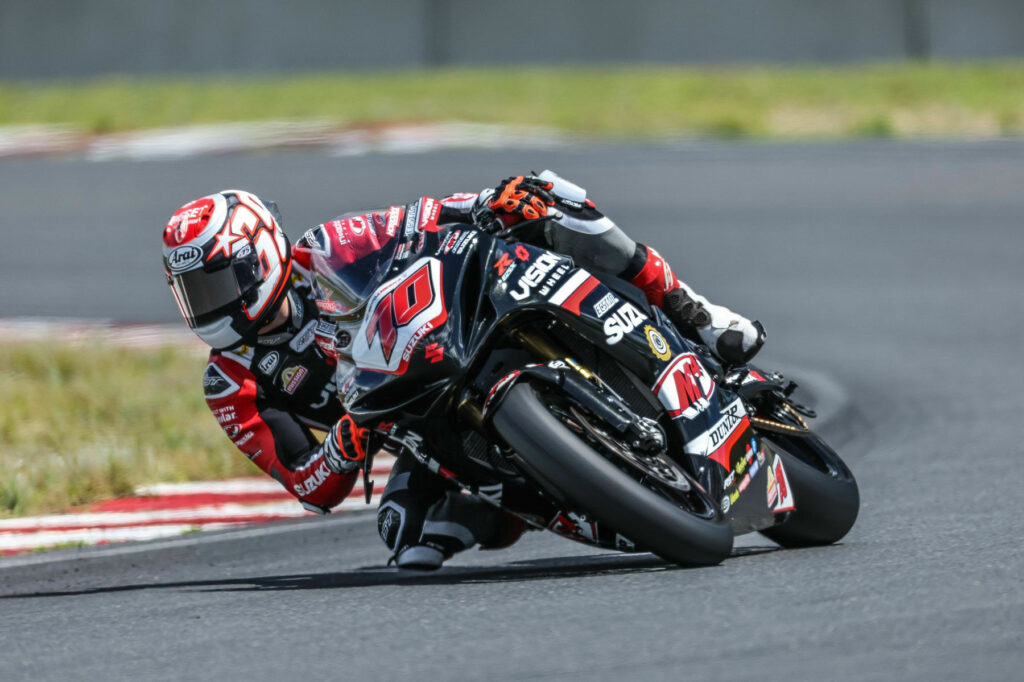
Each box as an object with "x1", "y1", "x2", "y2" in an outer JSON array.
[{"x1": 161, "y1": 172, "x2": 765, "y2": 569}]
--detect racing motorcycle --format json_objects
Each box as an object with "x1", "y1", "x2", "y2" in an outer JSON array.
[{"x1": 313, "y1": 202, "x2": 859, "y2": 567}]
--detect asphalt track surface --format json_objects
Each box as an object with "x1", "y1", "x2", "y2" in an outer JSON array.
[{"x1": 2, "y1": 141, "x2": 1023, "y2": 680}]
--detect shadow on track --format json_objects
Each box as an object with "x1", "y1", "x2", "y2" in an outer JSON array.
[{"x1": 1, "y1": 546, "x2": 777, "y2": 600}]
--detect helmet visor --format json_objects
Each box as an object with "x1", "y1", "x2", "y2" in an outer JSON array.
[{"x1": 168, "y1": 255, "x2": 260, "y2": 328}]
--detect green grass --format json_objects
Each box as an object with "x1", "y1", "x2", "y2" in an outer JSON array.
[
  {"x1": 0, "y1": 342, "x2": 257, "y2": 517},
  {"x1": 2, "y1": 62, "x2": 1024, "y2": 139}
]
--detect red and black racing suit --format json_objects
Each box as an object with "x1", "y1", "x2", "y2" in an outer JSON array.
[{"x1": 204, "y1": 188, "x2": 693, "y2": 564}]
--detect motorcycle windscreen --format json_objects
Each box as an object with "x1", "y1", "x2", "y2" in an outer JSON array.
[{"x1": 310, "y1": 240, "x2": 397, "y2": 317}]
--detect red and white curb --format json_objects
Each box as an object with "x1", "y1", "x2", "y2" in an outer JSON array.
[{"x1": 0, "y1": 459, "x2": 393, "y2": 556}]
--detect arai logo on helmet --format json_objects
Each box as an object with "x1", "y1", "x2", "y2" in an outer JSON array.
[{"x1": 167, "y1": 245, "x2": 203, "y2": 272}]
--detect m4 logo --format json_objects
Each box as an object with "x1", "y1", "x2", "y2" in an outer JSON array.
[
  {"x1": 353, "y1": 258, "x2": 447, "y2": 374},
  {"x1": 653, "y1": 353, "x2": 715, "y2": 419},
  {"x1": 603, "y1": 303, "x2": 648, "y2": 344}
]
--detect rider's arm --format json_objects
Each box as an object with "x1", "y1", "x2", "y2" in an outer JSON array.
[{"x1": 203, "y1": 354, "x2": 358, "y2": 513}]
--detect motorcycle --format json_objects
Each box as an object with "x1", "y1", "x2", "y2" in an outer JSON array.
[{"x1": 312, "y1": 203, "x2": 859, "y2": 567}]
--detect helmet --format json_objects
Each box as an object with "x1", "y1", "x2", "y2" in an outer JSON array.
[{"x1": 162, "y1": 190, "x2": 291, "y2": 350}]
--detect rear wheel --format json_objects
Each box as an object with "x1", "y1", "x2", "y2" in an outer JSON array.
[
  {"x1": 492, "y1": 383, "x2": 733, "y2": 567},
  {"x1": 758, "y1": 432, "x2": 859, "y2": 547}
]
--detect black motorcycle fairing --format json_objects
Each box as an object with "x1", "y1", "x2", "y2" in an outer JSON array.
[{"x1": 317, "y1": 223, "x2": 809, "y2": 539}]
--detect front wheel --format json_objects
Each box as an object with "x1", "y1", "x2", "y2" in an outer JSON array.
[{"x1": 492, "y1": 383, "x2": 733, "y2": 567}]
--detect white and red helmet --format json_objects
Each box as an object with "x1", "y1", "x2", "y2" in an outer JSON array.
[{"x1": 162, "y1": 190, "x2": 291, "y2": 350}]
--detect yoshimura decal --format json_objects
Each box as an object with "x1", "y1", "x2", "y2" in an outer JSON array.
[
  {"x1": 603, "y1": 303, "x2": 648, "y2": 344},
  {"x1": 644, "y1": 325, "x2": 671, "y2": 361}
]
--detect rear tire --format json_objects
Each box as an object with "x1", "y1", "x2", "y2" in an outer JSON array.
[
  {"x1": 758, "y1": 436, "x2": 859, "y2": 547},
  {"x1": 492, "y1": 383, "x2": 733, "y2": 567}
]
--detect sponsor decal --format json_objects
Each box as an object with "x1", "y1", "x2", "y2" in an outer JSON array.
[
  {"x1": 289, "y1": 320, "x2": 317, "y2": 353},
  {"x1": 723, "y1": 470, "x2": 736, "y2": 489},
  {"x1": 293, "y1": 460, "x2": 332, "y2": 497},
  {"x1": 349, "y1": 215, "x2": 367, "y2": 236},
  {"x1": 403, "y1": 202, "x2": 420, "y2": 237},
  {"x1": 729, "y1": 490, "x2": 740, "y2": 504},
  {"x1": 749, "y1": 458, "x2": 760, "y2": 479},
  {"x1": 302, "y1": 227, "x2": 328, "y2": 255},
  {"x1": 615, "y1": 534, "x2": 636, "y2": 551},
  {"x1": 653, "y1": 353, "x2": 715, "y2": 420},
  {"x1": 202, "y1": 363, "x2": 239, "y2": 399},
  {"x1": 766, "y1": 466, "x2": 778, "y2": 506},
  {"x1": 418, "y1": 197, "x2": 441, "y2": 231},
  {"x1": 603, "y1": 303, "x2": 648, "y2": 344},
  {"x1": 424, "y1": 342, "x2": 444, "y2": 364},
  {"x1": 314, "y1": 320, "x2": 339, "y2": 359},
  {"x1": 224, "y1": 424, "x2": 241, "y2": 438},
  {"x1": 509, "y1": 252, "x2": 566, "y2": 301},
  {"x1": 771, "y1": 455, "x2": 795, "y2": 513},
  {"x1": 452, "y1": 232, "x2": 477, "y2": 255},
  {"x1": 166, "y1": 245, "x2": 203, "y2": 272},
  {"x1": 235, "y1": 431, "x2": 255, "y2": 446},
  {"x1": 739, "y1": 473, "x2": 750, "y2": 492},
  {"x1": 281, "y1": 365, "x2": 308, "y2": 394},
  {"x1": 736, "y1": 454, "x2": 747, "y2": 475},
  {"x1": 258, "y1": 351, "x2": 280, "y2": 375},
  {"x1": 378, "y1": 505, "x2": 401, "y2": 546},
  {"x1": 644, "y1": 324, "x2": 672, "y2": 361},
  {"x1": 385, "y1": 206, "x2": 402, "y2": 237},
  {"x1": 720, "y1": 495, "x2": 731, "y2": 514},
  {"x1": 441, "y1": 230, "x2": 462, "y2": 254},
  {"x1": 493, "y1": 253, "x2": 514, "y2": 276},
  {"x1": 594, "y1": 292, "x2": 618, "y2": 317},
  {"x1": 166, "y1": 196, "x2": 216, "y2": 244},
  {"x1": 215, "y1": 410, "x2": 236, "y2": 425},
  {"x1": 515, "y1": 244, "x2": 531, "y2": 261},
  {"x1": 682, "y1": 398, "x2": 748, "y2": 460}
]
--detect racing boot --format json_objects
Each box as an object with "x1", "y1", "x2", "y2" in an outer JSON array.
[
  {"x1": 627, "y1": 244, "x2": 765, "y2": 365},
  {"x1": 378, "y1": 455, "x2": 528, "y2": 570}
]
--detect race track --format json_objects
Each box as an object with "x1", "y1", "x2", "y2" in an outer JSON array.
[{"x1": 2, "y1": 141, "x2": 1023, "y2": 680}]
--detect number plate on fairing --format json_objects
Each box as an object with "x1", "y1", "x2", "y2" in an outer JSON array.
[{"x1": 351, "y1": 257, "x2": 447, "y2": 374}]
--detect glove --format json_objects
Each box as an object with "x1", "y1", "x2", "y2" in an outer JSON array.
[
  {"x1": 487, "y1": 175, "x2": 555, "y2": 225},
  {"x1": 323, "y1": 414, "x2": 380, "y2": 474}
]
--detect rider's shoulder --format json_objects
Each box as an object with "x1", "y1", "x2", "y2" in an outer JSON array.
[{"x1": 202, "y1": 351, "x2": 254, "y2": 400}]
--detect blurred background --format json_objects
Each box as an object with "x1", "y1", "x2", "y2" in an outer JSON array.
[{"x1": 4, "y1": 0, "x2": 1024, "y2": 76}]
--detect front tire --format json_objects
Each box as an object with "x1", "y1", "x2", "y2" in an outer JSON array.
[{"x1": 492, "y1": 383, "x2": 733, "y2": 567}]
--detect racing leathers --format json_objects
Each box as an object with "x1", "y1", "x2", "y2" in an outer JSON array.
[{"x1": 204, "y1": 171, "x2": 763, "y2": 568}]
